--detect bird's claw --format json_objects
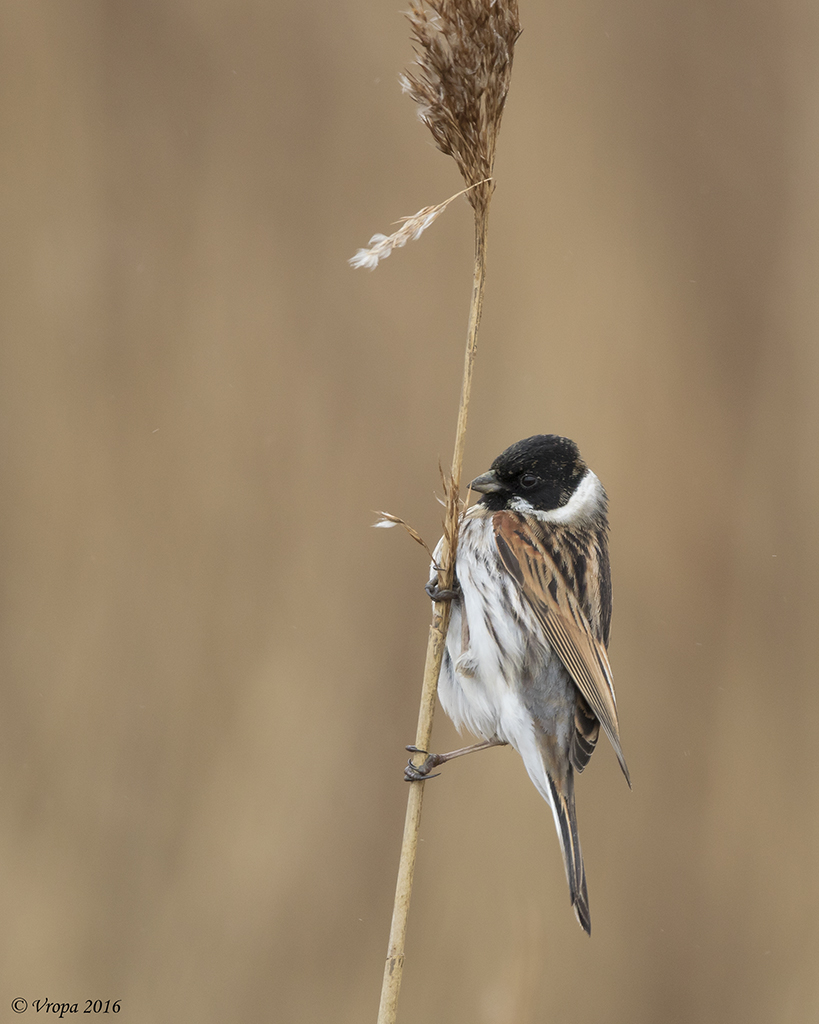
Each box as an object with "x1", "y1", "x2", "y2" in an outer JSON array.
[
  {"x1": 404, "y1": 763, "x2": 442, "y2": 782},
  {"x1": 403, "y1": 745, "x2": 444, "y2": 782},
  {"x1": 425, "y1": 578, "x2": 461, "y2": 602}
]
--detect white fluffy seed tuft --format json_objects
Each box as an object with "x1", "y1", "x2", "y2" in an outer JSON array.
[{"x1": 348, "y1": 180, "x2": 490, "y2": 270}]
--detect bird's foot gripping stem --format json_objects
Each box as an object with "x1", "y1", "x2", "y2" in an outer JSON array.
[
  {"x1": 404, "y1": 746, "x2": 444, "y2": 782},
  {"x1": 425, "y1": 578, "x2": 461, "y2": 602}
]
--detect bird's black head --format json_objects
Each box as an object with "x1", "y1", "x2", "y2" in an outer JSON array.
[{"x1": 470, "y1": 435, "x2": 588, "y2": 512}]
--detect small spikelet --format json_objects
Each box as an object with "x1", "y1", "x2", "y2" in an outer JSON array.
[
  {"x1": 349, "y1": 205, "x2": 446, "y2": 270},
  {"x1": 349, "y1": 181, "x2": 488, "y2": 270},
  {"x1": 373, "y1": 512, "x2": 437, "y2": 563}
]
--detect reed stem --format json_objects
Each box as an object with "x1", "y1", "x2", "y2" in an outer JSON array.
[{"x1": 376, "y1": 198, "x2": 491, "y2": 1024}]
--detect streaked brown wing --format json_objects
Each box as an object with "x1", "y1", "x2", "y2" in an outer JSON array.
[{"x1": 493, "y1": 511, "x2": 631, "y2": 786}]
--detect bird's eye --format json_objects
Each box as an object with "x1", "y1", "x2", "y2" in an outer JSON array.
[{"x1": 520, "y1": 473, "x2": 539, "y2": 489}]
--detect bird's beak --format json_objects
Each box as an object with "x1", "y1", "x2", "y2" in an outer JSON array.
[{"x1": 469, "y1": 469, "x2": 504, "y2": 494}]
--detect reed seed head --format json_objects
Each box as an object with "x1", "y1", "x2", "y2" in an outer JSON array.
[{"x1": 401, "y1": 0, "x2": 521, "y2": 213}]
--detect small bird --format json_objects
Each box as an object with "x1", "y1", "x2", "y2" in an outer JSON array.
[{"x1": 406, "y1": 434, "x2": 630, "y2": 934}]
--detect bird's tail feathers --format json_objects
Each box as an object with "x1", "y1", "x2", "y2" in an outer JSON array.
[
  {"x1": 516, "y1": 733, "x2": 591, "y2": 934},
  {"x1": 546, "y1": 771, "x2": 591, "y2": 936}
]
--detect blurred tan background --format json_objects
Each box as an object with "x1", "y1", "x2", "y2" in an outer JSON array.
[{"x1": 1, "y1": 1, "x2": 818, "y2": 1021}]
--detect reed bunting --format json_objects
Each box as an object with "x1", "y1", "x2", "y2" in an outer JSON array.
[{"x1": 406, "y1": 434, "x2": 630, "y2": 934}]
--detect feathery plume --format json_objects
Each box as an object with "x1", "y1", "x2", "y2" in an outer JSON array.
[
  {"x1": 350, "y1": 206, "x2": 445, "y2": 271},
  {"x1": 401, "y1": 0, "x2": 521, "y2": 213},
  {"x1": 350, "y1": 179, "x2": 490, "y2": 270}
]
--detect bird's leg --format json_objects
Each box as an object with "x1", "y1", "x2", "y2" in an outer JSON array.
[
  {"x1": 425, "y1": 577, "x2": 461, "y2": 602},
  {"x1": 404, "y1": 738, "x2": 507, "y2": 782}
]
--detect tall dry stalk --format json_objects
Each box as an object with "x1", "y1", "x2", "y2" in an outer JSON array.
[{"x1": 359, "y1": 3, "x2": 521, "y2": 1022}]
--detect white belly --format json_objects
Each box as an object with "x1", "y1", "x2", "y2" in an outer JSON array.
[{"x1": 436, "y1": 516, "x2": 563, "y2": 754}]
